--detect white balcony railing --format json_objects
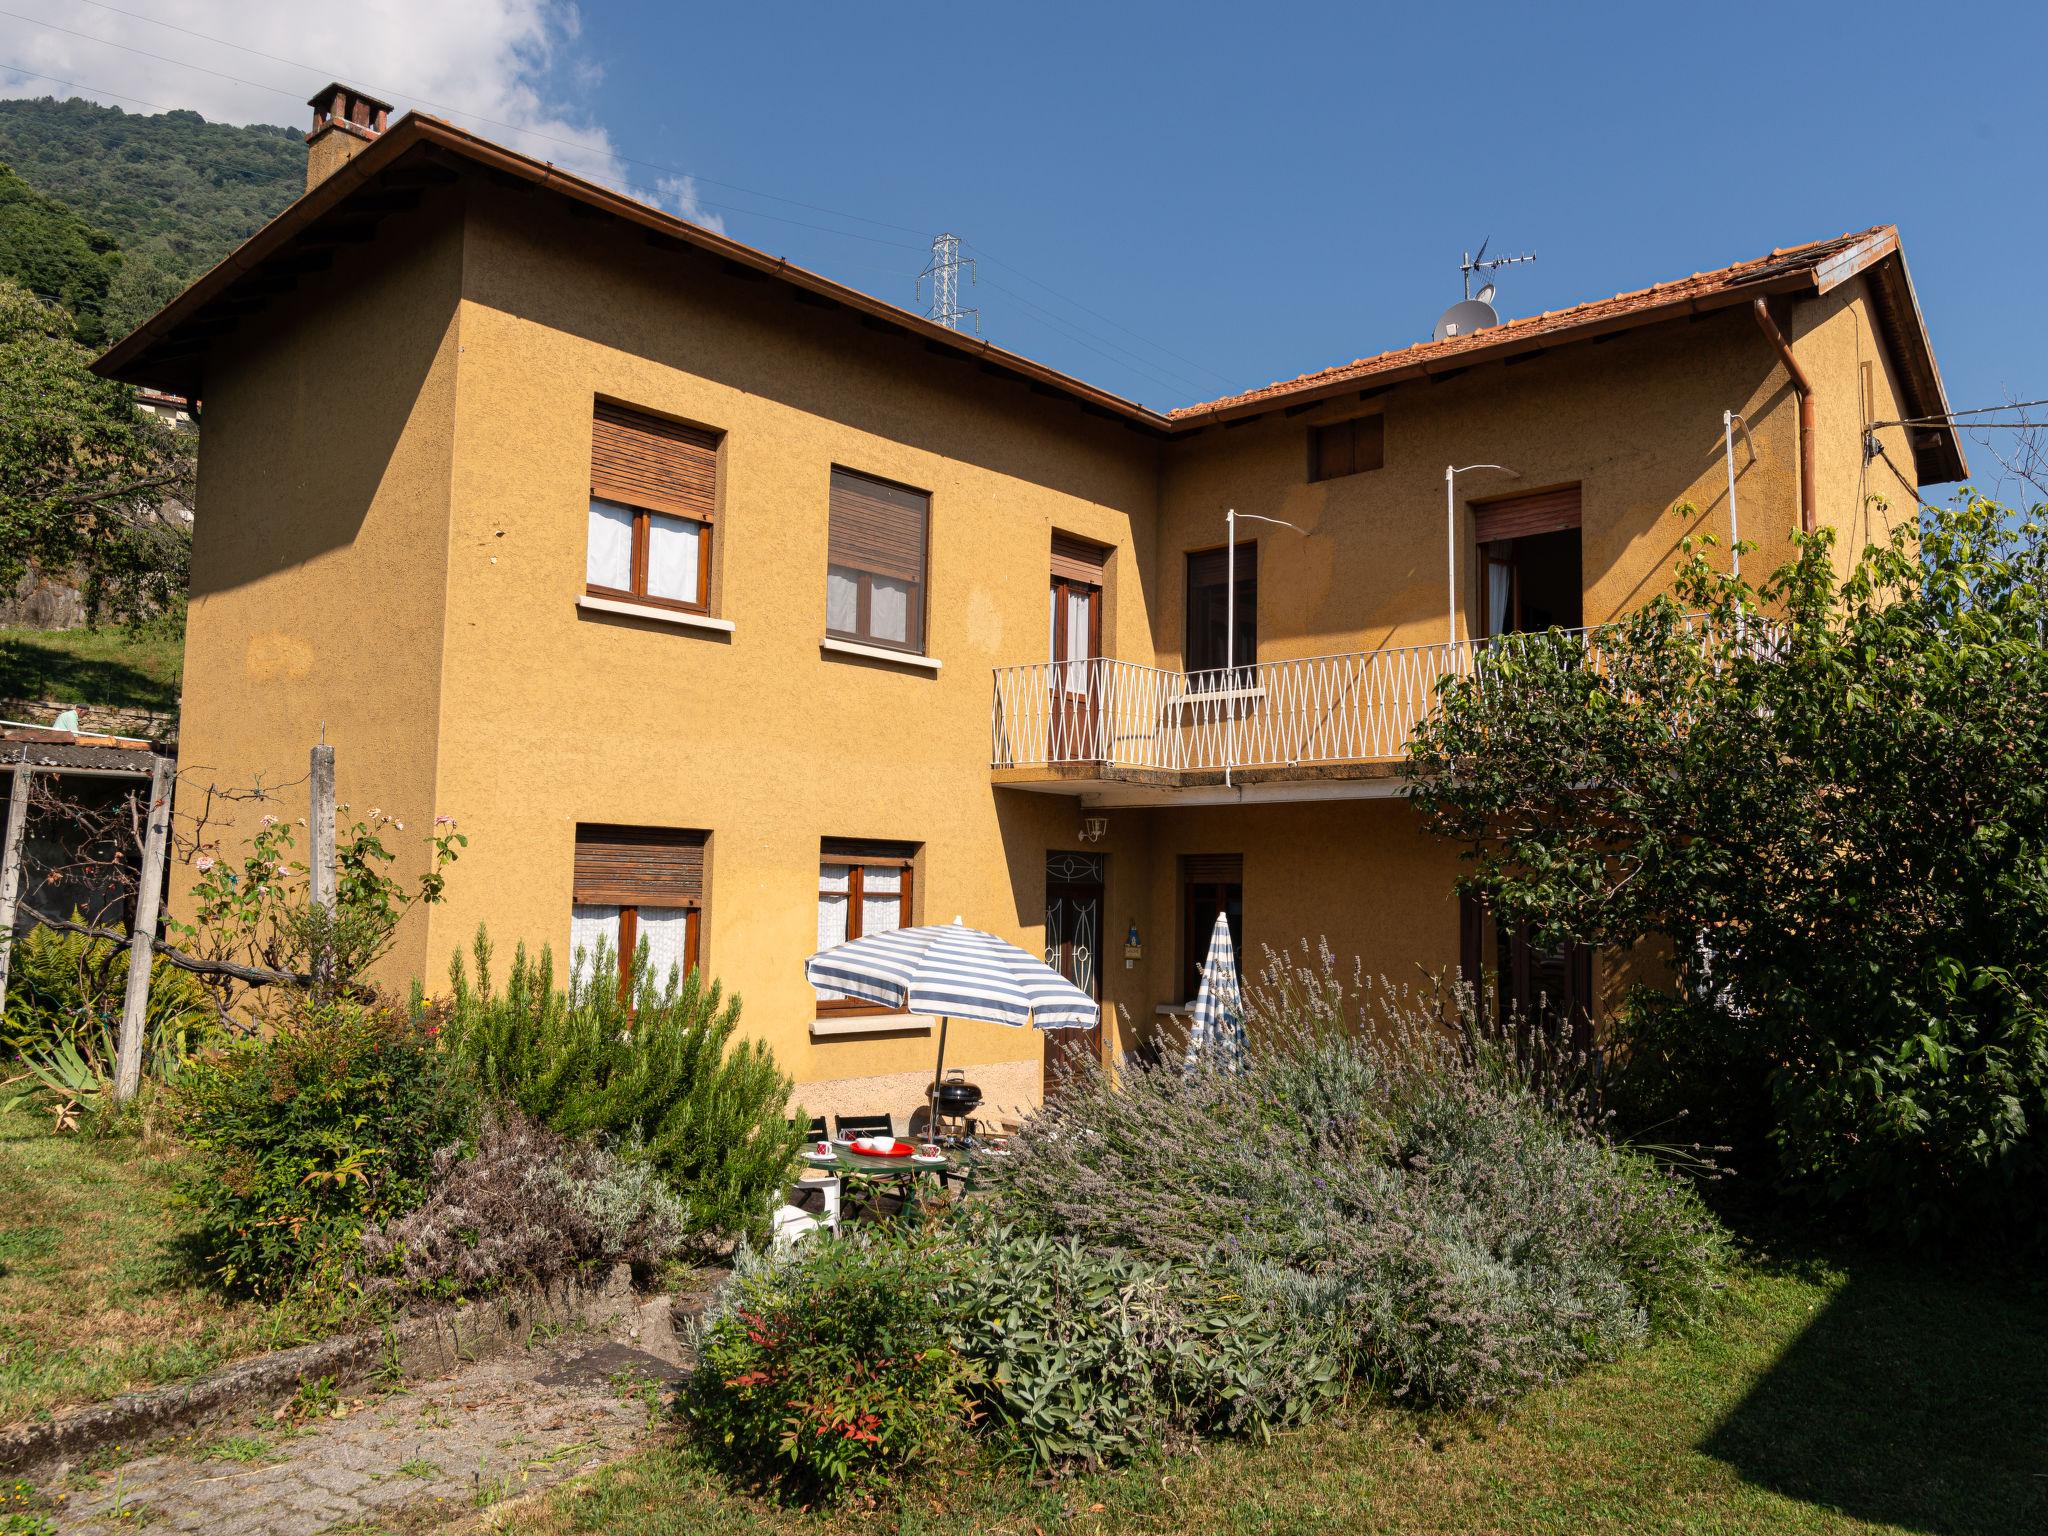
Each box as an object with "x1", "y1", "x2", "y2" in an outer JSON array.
[
  {"x1": 992, "y1": 624, "x2": 1690, "y2": 775},
  {"x1": 993, "y1": 617, "x2": 1778, "y2": 776}
]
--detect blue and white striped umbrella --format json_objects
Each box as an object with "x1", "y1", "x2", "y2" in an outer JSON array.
[
  {"x1": 1183, "y1": 911, "x2": 1246, "y2": 1072},
  {"x1": 807, "y1": 919, "x2": 1098, "y2": 1118},
  {"x1": 805, "y1": 919, "x2": 1099, "y2": 1029}
]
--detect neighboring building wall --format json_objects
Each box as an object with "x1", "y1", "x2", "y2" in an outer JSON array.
[
  {"x1": 413, "y1": 185, "x2": 1162, "y2": 1113},
  {"x1": 169, "y1": 200, "x2": 467, "y2": 987}
]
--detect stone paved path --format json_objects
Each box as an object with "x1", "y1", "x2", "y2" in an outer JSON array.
[{"x1": 49, "y1": 1336, "x2": 686, "y2": 1534}]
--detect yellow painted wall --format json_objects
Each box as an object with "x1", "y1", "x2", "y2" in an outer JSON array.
[
  {"x1": 411, "y1": 185, "x2": 1161, "y2": 1115},
  {"x1": 171, "y1": 199, "x2": 467, "y2": 988}
]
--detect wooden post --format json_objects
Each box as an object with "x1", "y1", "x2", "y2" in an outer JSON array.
[
  {"x1": 114, "y1": 754, "x2": 175, "y2": 1102},
  {"x1": 308, "y1": 745, "x2": 336, "y2": 913},
  {"x1": 0, "y1": 755, "x2": 33, "y2": 1021},
  {"x1": 308, "y1": 745, "x2": 336, "y2": 990}
]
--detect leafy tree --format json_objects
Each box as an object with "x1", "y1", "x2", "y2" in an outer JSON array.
[
  {"x1": 1406, "y1": 496, "x2": 2048, "y2": 1244},
  {"x1": 0, "y1": 276, "x2": 192, "y2": 622},
  {"x1": 0, "y1": 161, "x2": 122, "y2": 344}
]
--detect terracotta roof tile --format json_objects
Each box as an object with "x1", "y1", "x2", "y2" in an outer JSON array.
[{"x1": 1171, "y1": 227, "x2": 1894, "y2": 419}]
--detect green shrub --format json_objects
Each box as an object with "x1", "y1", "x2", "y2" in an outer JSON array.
[
  {"x1": 1407, "y1": 496, "x2": 2048, "y2": 1245},
  {"x1": 981, "y1": 964, "x2": 1725, "y2": 1411},
  {"x1": 3, "y1": 920, "x2": 215, "y2": 1069},
  {"x1": 170, "y1": 1002, "x2": 469, "y2": 1296},
  {"x1": 439, "y1": 930, "x2": 803, "y2": 1247},
  {"x1": 688, "y1": 1228, "x2": 966, "y2": 1504},
  {"x1": 943, "y1": 1221, "x2": 1344, "y2": 1471},
  {"x1": 361, "y1": 1108, "x2": 692, "y2": 1298}
]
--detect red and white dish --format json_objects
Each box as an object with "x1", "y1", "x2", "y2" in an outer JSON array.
[{"x1": 848, "y1": 1135, "x2": 914, "y2": 1158}]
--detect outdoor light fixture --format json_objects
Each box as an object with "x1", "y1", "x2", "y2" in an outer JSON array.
[
  {"x1": 1079, "y1": 814, "x2": 1108, "y2": 843},
  {"x1": 1124, "y1": 922, "x2": 1142, "y2": 969}
]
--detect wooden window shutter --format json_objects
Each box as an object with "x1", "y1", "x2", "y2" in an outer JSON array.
[
  {"x1": 828, "y1": 469, "x2": 928, "y2": 584},
  {"x1": 591, "y1": 402, "x2": 720, "y2": 521},
  {"x1": 1310, "y1": 415, "x2": 1383, "y2": 482},
  {"x1": 1186, "y1": 546, "x2": 1228, "y2": 592},
  {"x1": 821, "y1": 837, "x2": 918, "y2": 867},
  {"x1": 1050, "y1": 532, "x2": 1109, "y2": 585},
  {"x1": 1472, "y1": 485, "x2": 1582, "y2": 544},
  {"x1": 573, "y1": 824, "x2": 706, "y2": 907},
  {"x1": 1183, "y1": 853, "x2": 1243, "y2": 884}
]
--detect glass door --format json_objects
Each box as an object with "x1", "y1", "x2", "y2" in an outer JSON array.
[
  {"x1": 1049, "y1": 575, "x2": 1102, "y2": 760},
  {"x1": 1044, "y1": 851, "x2": 1105, "y2": 1094}
]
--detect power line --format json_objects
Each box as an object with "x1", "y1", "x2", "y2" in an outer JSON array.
[
  {"x1": 1873, "y1": 397, "x2": 2048, "y2": 429},
  {"x1": 0, "y1": 4, "x2": 929, "y2": 250},
  {"x1": 1, "y1": 7, "x2": 1232, "y2": 403},
  {"x1": 965, "y1": 238, "x2": 1242, "y2": 390},
  {"x1": 60, "y1": 0, "x2": 936, "y2": 242},
  {"x1": 980, "y1": 275, "x2": 1218, "y2": 399}
]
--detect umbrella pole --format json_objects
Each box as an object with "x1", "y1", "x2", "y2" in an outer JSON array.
[{"x1": 929, "y1": 1016, "x2": 949, "y2": 1135}]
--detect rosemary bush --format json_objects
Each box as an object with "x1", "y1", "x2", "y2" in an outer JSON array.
[{"x1": 437, "y1": 930, "x2": 803, "y2": 1248}]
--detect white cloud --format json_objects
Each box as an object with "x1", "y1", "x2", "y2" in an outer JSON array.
[
  {"x1": 0, "y1": 0, "x2": 712, "y2": 224},
  {"x1": 655, "y1": 174, "x2": 724, "y2": 236}
]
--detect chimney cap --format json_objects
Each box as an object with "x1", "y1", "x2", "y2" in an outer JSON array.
[{"x1": 307, "y1": 82, "x2": 394, "y2": 136}]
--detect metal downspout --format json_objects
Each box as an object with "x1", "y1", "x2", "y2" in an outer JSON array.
[{"x1": 1751, "y1": 298, "x2": 1816, "y2": 534}]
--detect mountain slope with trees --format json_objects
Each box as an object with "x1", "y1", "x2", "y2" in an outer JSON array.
[{"x1": 0, "y1": 95, "x2": 301, "y2": 338}]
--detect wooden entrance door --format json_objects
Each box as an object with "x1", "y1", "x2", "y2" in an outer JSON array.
[
  {"x1": 1049, "y1": 574, "x2": 1103, "y2": 760},
  {"x1": 1044, "y1": 851, "x2": 1104, "y2": 1094}
]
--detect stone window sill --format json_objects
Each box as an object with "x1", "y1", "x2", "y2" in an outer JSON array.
[
  {"x1": 820, "y1": 637, "x2": 941, "y2": 673},
  {"x1": 811, "y1": 1011, "x2": 935, "y2": 1039},
  {"x1": 578, "y1": 594, "x2": 735, "y2": 634}
]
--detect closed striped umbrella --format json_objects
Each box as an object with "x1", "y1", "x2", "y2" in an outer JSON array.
[
  {"x1": 806, "y1": 919, "x2": 1098, "y2": 1120},
  {"x1": 1182, "y1": 911, "x2": 1246, "y2": 1072}
]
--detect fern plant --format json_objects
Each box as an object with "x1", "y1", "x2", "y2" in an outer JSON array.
[{"x1": 438, "y1": 928, "x2": 803, "y2": 1246}]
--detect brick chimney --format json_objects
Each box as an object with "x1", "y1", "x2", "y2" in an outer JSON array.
[{"x1": 304, "y1": 83, "x2": 393, "y2": 191}]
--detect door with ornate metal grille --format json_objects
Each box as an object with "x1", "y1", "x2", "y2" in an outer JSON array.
[{"x1": 1043, "y1": 850, "x2": 1104, "y2": 1095}]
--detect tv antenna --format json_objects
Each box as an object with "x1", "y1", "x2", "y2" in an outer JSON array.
[{"x1": 1461, "y1": 236, "x2": 1537, "y2": 301}]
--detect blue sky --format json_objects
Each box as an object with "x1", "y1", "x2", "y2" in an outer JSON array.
[{"x1": 5, "y1": 0, "x2": 2042, "y2": 493}]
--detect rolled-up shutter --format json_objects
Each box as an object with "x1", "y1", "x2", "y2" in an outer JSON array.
[
  {"x1": 1183, "y1": 853, "x2": 1243, "y2": 884},
  {"x1": 1472, "y1": 485, "x2": 1581, "y2": 544},
  {"x1": 1050, "y1": 532, "x2": 1110, "y2": 585},
  {"x1": 821, "y1": 837, "x2": 918, "y2": 867},
  {"x1": 591, "y1": 402, "x2": 719, "y2": 521},
  {"x1": 573, "y1": 824, "x2": 706, "y2": 907},
  {"x1": 828, "y1": 469, "x2": 928, "y2": 583}
]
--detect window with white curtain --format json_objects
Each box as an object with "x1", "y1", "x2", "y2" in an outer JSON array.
[
  {"x1": 814, "y1": 839, "x2": 917, "y2": 1013},
  {"x1": 571, "y1": 824, "x2": 706, "y2": 998},
  {"x1": 586, "y1": 403, "x2": 719, "y2": 614}
]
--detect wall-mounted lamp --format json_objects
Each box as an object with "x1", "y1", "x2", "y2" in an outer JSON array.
[{"x1": 1079, "y1": 814, "x2": 1108, "y2": 843}]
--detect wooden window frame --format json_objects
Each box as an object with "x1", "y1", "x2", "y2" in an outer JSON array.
[
  {"x1": 1183, "y1": 541, "x2": 1258, "y2": 678},
  {"x1": 826, "y1": 467, "x2": 931, "y2": 655},
  {"x1": 586, "y1": 496, "x2": 713, "y2": 615},
  {"x1": 1308, "y1": 413, "x2": 1385, "y2": 483},
  {"x1": 588, "y1": 903, "x2": 701, "y2": 1001},
  {"x1": 815, "y1": 846, "x2": 917, "y2": 1018}
]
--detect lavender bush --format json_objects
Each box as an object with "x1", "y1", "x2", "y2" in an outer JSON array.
[
  {"x1": 980, "y1": 947, "x2": 1725, "y2": 1409},
  {"x1": 361, "y1": 1109, "x2": 691, "y2": 1297}
]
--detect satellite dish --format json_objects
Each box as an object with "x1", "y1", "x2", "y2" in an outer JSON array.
[{"x1": 1434, "y1": 298, "x2": 1499, "y2": 342}]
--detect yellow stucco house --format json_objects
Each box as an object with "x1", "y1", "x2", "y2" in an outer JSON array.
[{"x1": 96, "y1": 86, "x2": 1964, "y2": 1123}]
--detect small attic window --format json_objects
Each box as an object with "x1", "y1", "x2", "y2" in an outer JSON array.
[{"x1": 1309, "y1": 415, "x2": 1384, "y2": 482}]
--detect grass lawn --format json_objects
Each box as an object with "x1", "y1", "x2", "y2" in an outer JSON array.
[
  {"x1": 516, "y1": 1247, "x2": 2047, "y2": 1536},
  {"x1": 0, "y1": 1100, "x2": 315, "y2": 1425},
  {"x1": 0, "y1": 622, "x2": 182, "y2": 715}
]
